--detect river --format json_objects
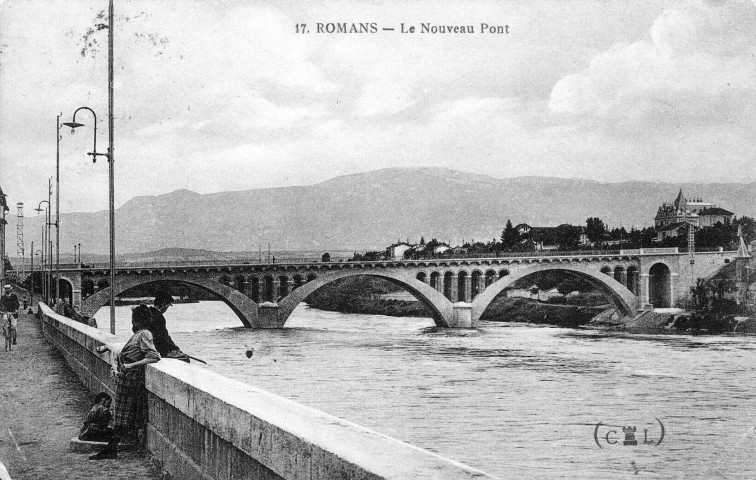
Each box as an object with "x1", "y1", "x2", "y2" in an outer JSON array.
[{"x1": 94, "y1": 301, "x2": 756, "y2": 479}]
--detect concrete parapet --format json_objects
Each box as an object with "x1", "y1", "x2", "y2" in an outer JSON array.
[
  {"x1": 39, "y1": 303, "x2": 499, "y2": 480},
  {"x1": 147, "y1": 361, "x2": 495, "y2": 479},
  {"x1": 38, "y1": 303, "x2": 119, "y2": 399}
]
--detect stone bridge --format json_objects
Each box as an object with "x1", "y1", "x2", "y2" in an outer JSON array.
[{"x1": 54, "y1": 248, "x2": 738, "y2": 328}]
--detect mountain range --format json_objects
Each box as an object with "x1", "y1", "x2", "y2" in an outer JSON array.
[{"x1": 5, "y1": 168, "x2": 756, "y2": 256}]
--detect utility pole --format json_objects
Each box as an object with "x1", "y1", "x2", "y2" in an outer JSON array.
[
  {"x1": 16, "y1": 203, "x2": 24, "y2": 280},
  {"x1": 55, "y1": 114, "x2": 61, "y2": 303},
  {"x1": 107, "y1": 0, "x2": 116, "y2": 335}
]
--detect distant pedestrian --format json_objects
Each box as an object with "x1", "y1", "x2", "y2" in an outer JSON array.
[
  {"x1": 148, "y1": 291, "x2": 189, "y2": 362},
  {"x1": 89, "y1": 304, "x2": 160, "y2": 460}
]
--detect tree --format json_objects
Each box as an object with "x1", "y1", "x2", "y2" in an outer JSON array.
[
  {"x1": 585, "y1": 217, "x2": 606, "y2": 243},
  {"x1": 419, "y1": 236, "x2": 425, "y2": 245},
  {"x1": 555, "y1": 225, "x2": 580, "y2": 250},
  {"x1": 556, "y1": 279, "x2": 581, "y2": 295},
  {"x1": 500, "y1": 219, "x2": 519, "y2": 249}
]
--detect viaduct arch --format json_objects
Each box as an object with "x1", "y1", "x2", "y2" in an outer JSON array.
[
  {"x1": 277, "y1": 270, "x2": 455, "y2": 328},
  {"x1": 79, "y1": 264, "x2": 639, "y2": 329},
  {"x1": 471, "y1": 263, "x2": 639, "y2": 323},
  {"x1": 80, "y1": 274, "x2": 259, "y2": 327}
]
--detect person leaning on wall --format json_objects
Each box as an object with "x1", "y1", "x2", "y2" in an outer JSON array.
[
  {"x1": 90, "y1": 304, "x2": 160, "y2": 460},
  {"x1": 148, "y1": 291, "x2": 190, "y2": 362}
]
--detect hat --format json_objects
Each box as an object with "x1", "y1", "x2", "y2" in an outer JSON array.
[{"x1": 3, "y1": 285, "x2": 11, "y2": 290}]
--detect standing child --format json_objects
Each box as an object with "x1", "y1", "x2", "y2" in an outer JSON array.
[{"x1": 2, "y1": 313, "x2": 12, "y2": 352}]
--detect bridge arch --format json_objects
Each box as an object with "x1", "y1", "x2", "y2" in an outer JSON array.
[
  {"x1": 277, "y1": 270, "x2": 454, "y2": 328},
  {"x1": 80, "y1": 274, "x2": 259, "y2": 327},
  {"x1": 57, "y1": 276, "x2": 76, "y2": 307},
  {"x1": 471, "y1": 263, "x2": 639, "y2": 322},
  {"x1": 648, "y1": 262, "x2": 672, "y2": 308}
]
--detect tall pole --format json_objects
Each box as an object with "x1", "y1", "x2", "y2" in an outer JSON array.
[
  {"x1": 56, "y1": 114, "x2": 61, "y2": 303},
  {"x1": 30, "y1": 241, "x2": 34, "y2": 307},
  {"x1": 40, "y1": 225, "x2": 45, "y2": 304},
  {"x1": 108, "y1": 0, "x2": 116, "y2": 334},
  {"x1": 47, "y1": 178, "x2": 52, "y2": 304}
]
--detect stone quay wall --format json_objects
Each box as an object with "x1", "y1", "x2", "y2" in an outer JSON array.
[{"x1": 38, "y1": 304, "x2": 497, "y2": 480}]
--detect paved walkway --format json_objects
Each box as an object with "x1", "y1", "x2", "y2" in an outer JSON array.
[{"x1": 0, "y1": 314, "x2": 160, "y2": 480}]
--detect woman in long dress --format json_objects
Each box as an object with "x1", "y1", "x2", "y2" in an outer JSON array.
[{"x1": 90, "y1": 304, "x2": 160, "y2": 460}]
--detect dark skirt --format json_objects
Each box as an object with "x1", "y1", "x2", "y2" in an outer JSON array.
[{"x1": 113, "y1": 368, "x2": 147, "y2": 429}]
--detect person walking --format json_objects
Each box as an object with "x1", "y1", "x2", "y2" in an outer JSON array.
[
  {"x1": 1, "y1": 286, "x2": 19, "y2": 346},
  {"x1": 89, "y1": 304, "x2": 160, "y2": 460},
  {"x1": 148, "y1": 291, "x2": 189, "y2": 362}
]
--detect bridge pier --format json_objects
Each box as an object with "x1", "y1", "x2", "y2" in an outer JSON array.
[
  {"x1": 670, "y1": 272, "x2": 679, "y2": 308},
  {"x1": 73, "y1": 289, "x2": 82, "y2": 310},
  {"x1": 450, "y1": 302, "x2": 474, "y2": 328},
  {"x1": 257, "y1": 302, "x2": 283, "y2": 328},
  {"x1": 640, "y1": 273, "x2": 650, "y2": 307}
]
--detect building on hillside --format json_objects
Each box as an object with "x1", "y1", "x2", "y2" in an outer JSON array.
[
  {"x1": 698, "y1": 207, "x2": 735, "y2": 227},
  {"x1": 655, "y1": 221, "x2": 692, "y2": 242},
  {"x1": 433, "y1": 243, "x2": 451, "y2": 255},
  {"x1": 386, "y1": 242, "x2": 413, "y2": 260},
  {"x1": 515, "y1": 223, "x2": 590, "y2": 250},
  {"x1": 654, "y1": 189, "x2": 733, "y2": 229}
]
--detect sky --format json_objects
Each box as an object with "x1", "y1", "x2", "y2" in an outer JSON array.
[{"x1": 1, "y1": 0, "x2": 755, "y2": 214}]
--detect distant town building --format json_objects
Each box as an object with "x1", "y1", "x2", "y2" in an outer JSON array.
[
  {"x1": 654, "y1": 189, "x2": 733, "y2": 229},
  {"x1": 386, "y1": 242, "x2": 413, "y2": 260},
  {"x1": 654, "y1": 190, "x2": 734, "y2": 241}
]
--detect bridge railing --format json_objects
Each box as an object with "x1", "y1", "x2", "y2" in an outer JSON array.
[{"x1": 69, "y1": 250, "x2": 641, "y2": 271}]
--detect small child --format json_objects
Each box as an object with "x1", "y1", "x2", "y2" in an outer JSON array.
[
  {"x1": 2, "y1": 314, "x2": 11, "y2": 352},
  {"x1": 79, "y1": 392, "x2": 113, "y2": 442}
]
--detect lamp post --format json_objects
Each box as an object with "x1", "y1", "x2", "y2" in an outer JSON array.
[
  {"x1": 55, "y1": 114, "x2": 62, "y2": 305},
  {"x1": 63, "y1": 106, "x2": 114, "y2": 332},
  {"x1": 30, "y1": 241, "x2": 34, "y2": 307},
  {"x1": 63, "y1": 0, "x2": 115, "y2": 334},
  {"x1": 35, "y1": 200, "x2": 50, "y2": 304},
  {"x1": 34, "y1": 250, "x2": 43, "y2": 306}
]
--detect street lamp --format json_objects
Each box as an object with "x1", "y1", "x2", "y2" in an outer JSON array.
[
  {"x1": 55, "y1": 114, "x2": 62, "y2": 307},
  {"x1": 63, "y1": 0, "x2": 115, "y2": 334},
  {"x1": 63, "y1": 106, "x2": 114, "y2": 333}
]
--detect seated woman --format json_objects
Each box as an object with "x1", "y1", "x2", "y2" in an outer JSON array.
[
  {"x1": 79, "y1": 392, "x2": 113, "y2": 442},
  {"x1": 90, "y1": 304, "x2": 160, "y2": 460}
]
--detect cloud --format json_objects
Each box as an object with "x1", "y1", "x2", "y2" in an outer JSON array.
[{"x1": 548, "y1": 0, "x2": 756, "y2": 133}]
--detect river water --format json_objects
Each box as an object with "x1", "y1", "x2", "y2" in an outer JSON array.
[{"x1": 95, "y1": 302, "x2": 756, "y2": 479}]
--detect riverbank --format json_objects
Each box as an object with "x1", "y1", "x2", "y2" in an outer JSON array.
[{"x1": 0, "y1": 313, "x2": 160, "y2": 480}]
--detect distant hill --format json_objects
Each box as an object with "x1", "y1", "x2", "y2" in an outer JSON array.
[{"x1": 6, "y1": 168, "x2": 755, "y2": 255}]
